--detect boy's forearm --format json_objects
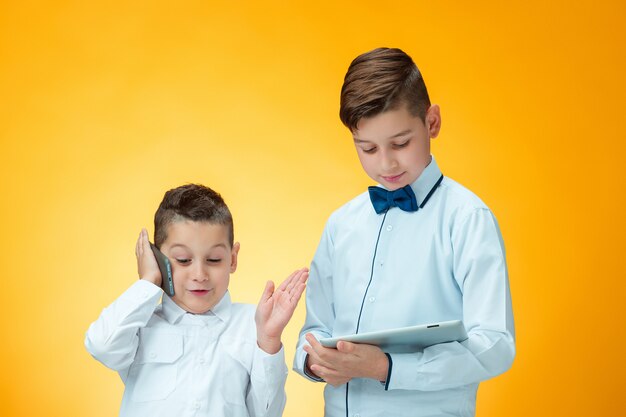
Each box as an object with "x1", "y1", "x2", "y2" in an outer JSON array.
[
  {"x1": 386, "y1": 330, "x2": 515, "y2": 391},
  {"x1": 248, "y1": 344, "x2": 288, "y2": 417}
]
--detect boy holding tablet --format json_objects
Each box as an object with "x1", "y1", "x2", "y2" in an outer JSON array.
[{"x1": 294, "y1": 48, "x2": 515, "y2": 416}]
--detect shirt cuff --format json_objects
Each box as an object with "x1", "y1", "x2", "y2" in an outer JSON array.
[
  {"x1": 381, "y1": 352, "x2": 393, "y2": 390},
  {"x1": 252, "y1": 343, "x2": 288, "y2": 387},
  {"x1": 385, "y1": 352, "x2": 424, "y2": 391},
  {"x1": 303, "y1": 353, "x2": 325, "y2": 382}
]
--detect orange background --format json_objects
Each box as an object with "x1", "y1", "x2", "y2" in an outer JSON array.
[{"x1": 1, "y1": 1, "x2": 624, "y2": 416}]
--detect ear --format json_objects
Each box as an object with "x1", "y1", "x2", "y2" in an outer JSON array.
[
  {"x1": 230, "y1": 242, "x2": 240, "y2": 273},
  {"x1": 425, "y1": 105, "x2": 442, "y2": 139}
]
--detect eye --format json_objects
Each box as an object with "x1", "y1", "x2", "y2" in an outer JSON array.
[
  {"x1": 207, "y1": 258, "x2": 222, "y2": 263},
  {"x1": 361, "y1": 147, "x2": 376, "y2": 154},
  {"x1": 393, "y1": 140, "x2": 410, "y2": 149},
  {"x1": 176, "y1": 258, "x2": 191, "y2": 265}
]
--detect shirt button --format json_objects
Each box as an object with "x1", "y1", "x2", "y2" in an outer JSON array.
[
  {"x1": 369, "y1": 297, "x2": 375, "y2": 303},
  {"x1": 193, "y1": 401, "x2": 201, "y2": 409},
  {"x1": 354, "y1": 414, "x2": 361, "y2": 417},
  {"x1": 199, "y1": 358, "x2": 205, "y2": 365},
  {"x1": 386, "y1": 225, "x2": 393, "y2": 231},
  {"x1": 149, "y1": 352, "x2": 157, "y2": 359}
]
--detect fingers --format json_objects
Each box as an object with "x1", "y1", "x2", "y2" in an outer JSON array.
[
  {"x1": 308, "y1": 363, "x2": 350, "y2": 387},
  {"x1": 276, "y1": 269, "x2": 297, "y2": 292},
  {"x1": 290, "y1": 281, "x2": 307, "y2": 304},
  {"x1": 303, "y1": 334, "x2": 358, "y2": 386},
  {"x1": 305, "y1": 332, "x2": 324, "y2": 350},
  {"x1": 285, "y1": 268, "x2": 306, "y2": 292},
  {"x1": 289, "y1": 268, "x2": 308, "y2": 290},
  {"x1": 141, "y1": 228, "x2": 151, "y2": 251},
  {"x1": 136, "y1": 229, "x2": 145, "y2": 276},
  {"x1": 136, "y1": 228, "x2": 162, "y2": 285},
  {"x1": 303, "y1": 334, "x2": 327, "y2": 365},
  {"x1": 135, "y1": 230, "x2": 141, "y2": 258},
  {"x1": 277, "y1": 267, "x2": 309, "y2": 293},
  {"x1": 304, "y1": 333, "x2": 340, "y2": 369},
  {"x1": 304, "y1": 346, "x2": 334, "y2": 375},
  {"x1": 287, "y1": 269, "x2": 309, "y2": 303},
  {"x1": 297, "y1": 268, "x2": 309, "y2": 283}
]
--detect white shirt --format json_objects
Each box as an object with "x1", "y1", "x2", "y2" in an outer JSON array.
[
  {"x1": 86, "y1": 280, "x2": 288, "y2": 417},
  {"x1": 293, "y1": 157, "x2": 515, "y2": 417}
]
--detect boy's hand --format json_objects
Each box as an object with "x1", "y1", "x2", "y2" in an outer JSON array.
[
  {"x1": 135, "y1": 228, "x2": 162, "y2": 287},
  {"x1": 303, "y1": 333, "x2": 389, "y2": 387},
  {"x1": 255, "y1": 268, "x2": 308, "y2": 354}
]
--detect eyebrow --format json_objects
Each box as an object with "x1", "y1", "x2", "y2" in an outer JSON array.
[
  {"x1": 169, "y1": 243, "x2": 228, "y2": 250},
  {"x1": 354, "y1": 129, "x2": 413, "y2": 143}
]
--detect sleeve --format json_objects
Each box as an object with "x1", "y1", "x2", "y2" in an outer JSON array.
[
  {"x1": 246, "y1": 345, "x2": 288, "y2": 417},
  {"x1": 293, "y1": 218, "x2": 335, "y2": 381},
  {"x1": 386, "y1": 208, "x2": 516, "y2": 391},
  {"x1": 84, "y1": 279, "x2": 163, "y2": 373}
]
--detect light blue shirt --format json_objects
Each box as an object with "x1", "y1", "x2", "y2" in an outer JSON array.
[{"x1": 293, "y1": 157, "x2": 515, "y2": 417}]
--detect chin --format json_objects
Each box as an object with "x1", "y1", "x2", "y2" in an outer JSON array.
[{"x1": 383, "y1": 183, "x2": 407, "y2": 191}]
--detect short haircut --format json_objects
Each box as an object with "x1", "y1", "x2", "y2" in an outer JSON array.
[
  {"x1": 339, "y1": 47, "x2": 431, "y2": 131},
  {"x1": 154, "y1": 184, "x2": 234, "y2": 248}
]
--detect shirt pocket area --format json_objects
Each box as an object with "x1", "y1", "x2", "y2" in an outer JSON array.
[
  {"x1": 218, "y1": 339, "x2": 253, "y2": 407},
  {"x1": 130, "y1": 329, "x2": 183, "y2": 403}
]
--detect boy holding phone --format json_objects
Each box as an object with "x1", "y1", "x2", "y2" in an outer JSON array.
[
  {"x1": 86, "y1": 184, "x2": 308, "y2": 417},
  {"x1": 293, "y1": 48, "x2": 515, "y2": 416}
]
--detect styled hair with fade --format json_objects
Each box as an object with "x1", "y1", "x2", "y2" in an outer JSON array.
[
  {"x1": 154, "y1": 184, "x2": 234, "y2": 248},
  {"x1": 339, "y1": 47, "x2": 431, "y2": 131}
]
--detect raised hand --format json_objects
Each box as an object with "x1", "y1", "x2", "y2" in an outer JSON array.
[
  {"x1": 135, "y1": 228, "x2": 162, "y2": 287},
  {"x1": 255, "y1": 268, "x2": 308, "y2": 354}
]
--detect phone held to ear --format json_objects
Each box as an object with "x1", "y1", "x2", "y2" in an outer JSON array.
[{"x1": 149, "y1": 243, "x2": 175, "y2": 296}]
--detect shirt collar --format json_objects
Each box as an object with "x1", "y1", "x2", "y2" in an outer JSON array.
[
  {"x1": 209, "y1": 290, "x2": 233, "y2": 323},
  {"x1": 161, "y1": 290, "x2": 233, "y2": 324},
  {"x1": 408, "y1": 156, "x2": 443, "y2": 208}
]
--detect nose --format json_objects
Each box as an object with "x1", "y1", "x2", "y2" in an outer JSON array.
[
  {"x1": 379, "y1": 149, "x2": 398, "y2": 172},
  {"x1": 192, "y1": 262, "x2": 209, "y2": 282}
]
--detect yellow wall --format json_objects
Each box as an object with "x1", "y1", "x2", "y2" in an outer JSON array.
[{"x1": 1, "y1": 1, "x2": 624, "y2": 416}]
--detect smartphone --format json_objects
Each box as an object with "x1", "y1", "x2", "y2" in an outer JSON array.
[{"x1": 149, "y1": 242, "x2": 175, "y2": 296}]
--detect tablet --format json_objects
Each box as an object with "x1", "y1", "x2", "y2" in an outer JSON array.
[{"x1": 319, "y1": 320, "x2": 467, "y2": 353}]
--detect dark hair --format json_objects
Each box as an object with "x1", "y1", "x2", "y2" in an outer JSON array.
[
  {"x1": 154, "y1": 184, "x2": 233, "y2": 248},
  {"x1": 339, "y1": 47, "x2": 431, "y2": 131}
]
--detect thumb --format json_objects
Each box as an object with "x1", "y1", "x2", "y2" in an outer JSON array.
[
  {"x1": 337, "y1": 341, "x2": 355, "y2": 353},
  {"x1": 259, "y1": 280, "x2": 275, "y2": 304}
]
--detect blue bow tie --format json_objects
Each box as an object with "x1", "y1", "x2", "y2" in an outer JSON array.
[
  {"x1": 368, "y1": 175, "x2": 445, "y2": 214},
  {"x1": 368, "y1": 185, "x2": 418, "y2": 214}
]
